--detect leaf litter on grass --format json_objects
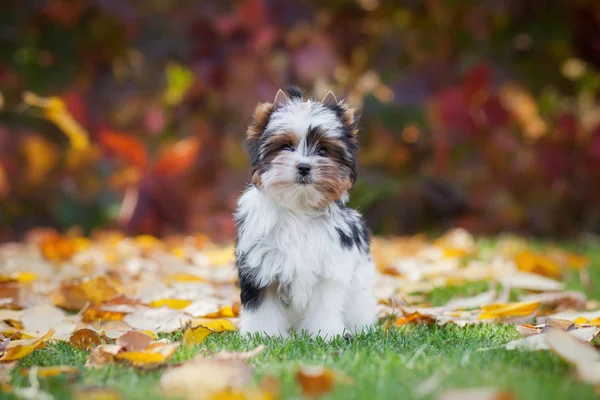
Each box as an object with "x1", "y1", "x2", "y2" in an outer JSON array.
[{"x1": 0, "y1": 227, "x2": 598, "y2": 397}]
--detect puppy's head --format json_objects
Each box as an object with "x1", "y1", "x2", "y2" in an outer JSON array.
[{"x1": 245, "y1": 87, "x2": 359, "y2": 211}]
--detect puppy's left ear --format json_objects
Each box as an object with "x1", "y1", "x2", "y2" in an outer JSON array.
[
  {"x1": 340, "y1": 103, "x2": 359, "y2": 137},
  {"x1": 321, "y1": 91, "x2": 338, "y2": 108}
]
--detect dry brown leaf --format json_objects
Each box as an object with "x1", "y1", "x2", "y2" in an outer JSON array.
[
  {"x1": 547, "y1": 319, "x2": 576, "y2": 331},
  {"x1": 116, "y1": 331, "x2": 153, "y2": 351},
  {"x1": 69, "y1": 328, "x2": 105, "y2": 350},
  {"x1": 53, "y1": 276, "x2": 120, "y2": 311},
  {"x1": 515, "y1": 324, "x2": 540, "y2": 337},
  {"x1": 0, "y1": 329, "x2": 54, "y2": 362},
  {"x1": 85, "y1": 344, "x2": 122, "y2": 368},
  {"x1": 395, "y1": 311, "x2": 436, "y2": 326}
]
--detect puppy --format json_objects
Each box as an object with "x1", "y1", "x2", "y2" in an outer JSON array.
[{"x1": 234, "y1": 87, "x2": 377, "y2": 339}]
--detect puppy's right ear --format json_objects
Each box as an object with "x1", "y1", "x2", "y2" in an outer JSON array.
[{"x1": 273, "y1": 89, "x2": 290, "y2": 110}]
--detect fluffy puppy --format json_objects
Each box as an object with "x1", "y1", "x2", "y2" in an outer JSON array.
[{"x1": 234, "y1": 87, "x2": 376, "y2": 339}]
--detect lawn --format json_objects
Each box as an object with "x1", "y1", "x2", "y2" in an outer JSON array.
[{"x1": 1, "y1": 233, "x2": 600, "y2": 400}]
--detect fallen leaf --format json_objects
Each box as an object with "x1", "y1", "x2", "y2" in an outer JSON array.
[
  {"x1": 124, "y1": 308, "x2": 192, "y2": 333},
  {"x1": 191, "y1": 318, "x2": 237, "y2": 332},
  {"x1": 69, "y1": 329, "x2": 104, "y2": 350},
  {"x1": 160, "y1": 359, "x2": 253, "y2": 400},
  {"x1": 211, "y1": 345, "x2": 266, "y2": 361},
  {"x1": 479, "y1": 302, "x2": 540, "y2": 320},
  {"x1": 116, "y1": 331, "x2": 153, "y2": 351},
  {"x1": 53, "y1": 276, "x2": 120, "y2": 311},
  {"x1": 499, "y1": 272, "x2": 564, "y2": 291},
  {"x1": 515, "y1": 250, "x2": 561, "y2": 278},
  {"x1": 21, "y1": 365, "x2": 80, "y2": 379},
  {"x1": 85, "y1": 344, "x2": 122, "y2": 368},
  {"x1": 0, "y1": 329, "x2": 54, "y2": 362},
  {"x1": 149, "y1": 298, "x2": 192, "y2": 310},
  {"x1": 72, "y1": 387, "x2": 124, "y2": 400},
  {"x1": 296, "y1": 366, "x2": 337, "y2": 396},
  {"x1": 547, "y1": 319, "x2": 576, "y2": 331},
  {"x1": 505, "y1": 327, "x2": 599, "y2": 350},
  {"x1": 114, "y1": 351, "x2": 166, "y2": 367},
  {"x1": 515, "y1": 324, "x2": 540, "y2": 337},
  {"x1": 437, "y1": 388, "x2": 515, "y2": 400},
  {"x1": 182, "y1": 325, "x2": 213, "y2": 347},
  {"x1": 443, "y1": 291, "x2": 495, "y2": 311},
  {"x1": 545, "y1": 328, "x2": 600, "y2": 365},
  {"x1": 395, "y1": 311, "x2": 436, "y2": 326}
]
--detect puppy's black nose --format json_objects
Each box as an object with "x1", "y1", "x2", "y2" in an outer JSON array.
[{"x1": 297, "y1": 163, "x2": 312, "y2": 176}]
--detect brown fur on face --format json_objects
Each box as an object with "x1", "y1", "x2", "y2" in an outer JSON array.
[
  {"x1": 246, "y1": 102, "x2": 275, "y2": 140},
  {"x1": 313, "y1": 161, "x2": 353, "y2": 209}
]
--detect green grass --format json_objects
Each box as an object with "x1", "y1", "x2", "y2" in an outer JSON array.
[
  {"x1": 6, "y1": 325, "x2": 599, "y2": 400},
  {"x1": 4, "y1": 241, "x2": 600, "y2": 400}
]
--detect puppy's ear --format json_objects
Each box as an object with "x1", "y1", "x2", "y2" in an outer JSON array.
[
  {"x1": 340, "y1": 103, "x2": 359, "y2": 137},
  {"x1": 246, "y1": 102, "x2": 274, "y2": 141},
  {"x1": 273, "y1": 89, "x2": 289, "y2": 110},
  {"x1": 321, "y1": 91, "x2": 338, "y2": 108}
]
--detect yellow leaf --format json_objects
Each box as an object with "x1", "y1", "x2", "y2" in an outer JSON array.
[
  {"x1": 21, "y1": 365, "x2": 80, "y2": 378},
  {"x1": 574, "y1": 317, "x2": 588, "y2": 325},
  {"x1": 149, "y1": 298, "x2": 192, "y2": 310},
  {"x1": 0, "y1": 329, "x2": 54, "y2": 362},
  {"x1": 514, "y1": 250, "x2": 561, "y2": 278},
  {"x1": 21, "y1": 135, "x2": 59, "y2": 184},
  {"x1": 567, "y1": 253, "x2": 589, "y2": 270},
  {"x1": 479, "y1": 302, "x2": 540, "y2": 320},
  {"x1": 14, "y1": 272, "x2": 37, "y2": 283},
  {"x1": 114, "y1": 351, "x2": 165, "y2": 366},
  {"x1": 191, "y1": 318, "x2": 237, "y2": 332},
  {"x1": 204, "y1": 306, "x2": 237, "y2": 319},
  {"x1": 23, "y1": 92, "x2": 89, "y2": 150},
  {"x1": 182, "y1": 325, "x2": 213, "y2": 347},
  {"x1": 164, "y1": 273, "x2": 204, "y2": 284},
  {"x1": 134, "y1": 235, "x2": 163, "y2": 249}
]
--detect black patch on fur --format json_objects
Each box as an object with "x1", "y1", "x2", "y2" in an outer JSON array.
[
  {"x1": 286, "y1": 85, "x2": 303, "y2": 99},
  {"x1": 236, "y1": 251, "x2": 266, "y2": 310},
  {"x1": 336, "y1": 227, "x2": 354, "y2": 250}
]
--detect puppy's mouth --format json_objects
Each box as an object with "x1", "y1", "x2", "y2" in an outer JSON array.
[{"x1": 295, "y1": 176, "x2": 312, "y2": 185}]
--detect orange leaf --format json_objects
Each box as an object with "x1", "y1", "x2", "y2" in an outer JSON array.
[
  {"x1": 69, "y1": 328, "x2": 104, "y2": 350},
  {"x1": 394, "y1": 311, "x2": 436, "y2": 326},
  {"x1": 152, "y1": 137, "x2": 200, "y2": 177},
  {"x1": 295, "y1": 366, "x2": 335, "y2": 396},
  {"x1": 40, "y1": 234, "x2": 75, "y2": 261},
  {"x1": 99, "y1": 130, "x2": 148, "y2": 169},
  {"x1": 53, "y1": 276, "x2": 120, "y2": 311}
]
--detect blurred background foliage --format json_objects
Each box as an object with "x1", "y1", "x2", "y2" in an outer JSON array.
[{"x1": 1, "y1": 0, "x2": 600, "y2": 241}]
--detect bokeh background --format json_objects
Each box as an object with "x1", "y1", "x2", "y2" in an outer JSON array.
[{"x1": 1, "y1": 0, "x2": 600, "y2": 242}]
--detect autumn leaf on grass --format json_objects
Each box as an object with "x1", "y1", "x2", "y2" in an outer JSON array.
[
  {"x1": 296, "y1": 365, "x2": 353, "y2": 397},
  {"x1": 21, "y1": 366, "x2": 80, "y2": 379},
  {"x1": 116, "y1": 331, "x2": 153, "y2": 351},
  {"x1": 514, "y1": 250, "x2": 561, "y2": 278},
  {"x1": 81, "y1": 295, "x2": 145, "y2": 323},
  {"x1": 69, "y1": 328, "x2": 108, "y2": 350},
  {"x1": 210, "y1": 345, "x2": 266, "y2": 361},
  {"x1": 545, "y1": 328, "x2": 600, "y2": 384},
  {"x1": 22, "y1": 92, "x2": 90, "y2": 151},
  {"x1": 395, "y1": 311, "x2": 436, "y2": 326},
  {"x1": 190, "y1": 318, "x2": 237, "y2": 332},
  {"x1": 0, "y1": 329, "x2": 54, "y2": 362},
  {"x1": 149, "y1": 298, "x2": 192, "y2": 310},
  {"x1": 85, "y1": 344, "x2": 122, "y2": 368},
  {"x1": 437, "y1": 388, "x2": 515, "y2": 400},
  {"x1": 160, "y1": 359, "x2": 258, "y2": 400},
  {"x1": 52, "y1": 276, "x2": 120, "y2": 311},
  {"x1": 85, "y1": 335, "x2": 179, "y2": 369},
  {"x1": 124, "y1": 308, "x2": 192, "y2": 334},
  {"x1": 478, "y1": 302, "x2": 540, "y2": 320},
  {"x1": 182, "y1": 325, "x2": 213, "y2": 347}
]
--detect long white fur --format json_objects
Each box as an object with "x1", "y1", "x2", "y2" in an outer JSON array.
[
  {"x1": 236, "y1": 186, "x2": 376, "y2": 338},
  {"x1": 236, "y1": 92, "x2": 376, "y2": 339}
]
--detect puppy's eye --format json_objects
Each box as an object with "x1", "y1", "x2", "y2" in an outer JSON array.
[
  {"x1": 317, "y1": 147, "x2": 328, "y2": 157},
  {"x1": 282, "y1": 145, "x2": 295, "y2": 152}
]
